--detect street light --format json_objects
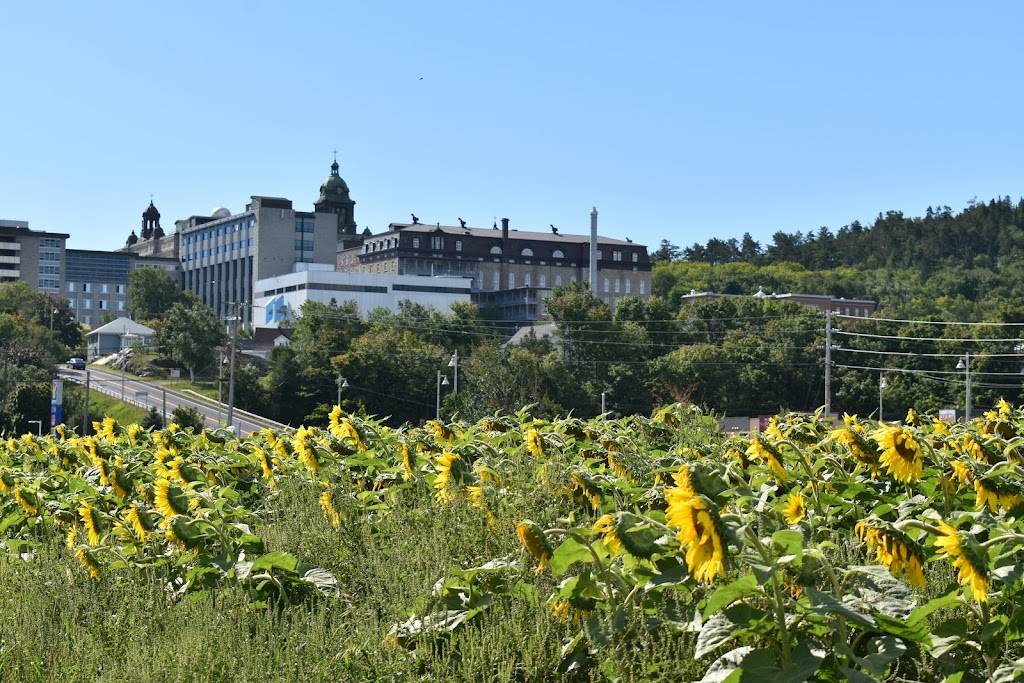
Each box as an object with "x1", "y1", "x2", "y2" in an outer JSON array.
[
  {"x1": 956, "y1": 353, "x2": 972, "y2": 422},
  {"x1": 879, "y1": 375, "x2": 888, "y2": 422},
  {"x1": 436, "y1": 370, "x2": 450, "y2": 420},
  {"x1": 337, "y1": 374, "x2": 349, "y2": 406},
  {"x1": 28, "y1": 420, "x2": 42, "y2": 437},
  {"x1": 49, "y1": 307, "x2": 58, "y2": 332},
  {"x1": 448, "y1": 350, "x2": 458, "y2": 394}
]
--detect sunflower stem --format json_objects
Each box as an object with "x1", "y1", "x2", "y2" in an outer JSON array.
[{"x1": 744, "y1": 526, "x2": 792, "y2": 666}]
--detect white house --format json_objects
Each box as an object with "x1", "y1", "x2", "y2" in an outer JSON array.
[{"x1": 85, "y1": 318, "x2": 156, "y2": 361}]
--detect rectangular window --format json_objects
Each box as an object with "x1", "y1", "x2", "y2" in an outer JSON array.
[
  {"x1": 524, "y1": 273, "x2": 531, "y2": 287},
  {"x1": 432, "y1": 236, "x2": 444, "y2": 250},
  {"x1": 555, "y1": 275, "x2": 562, "y2": 286},
  {"x1": 38, "y1": 265, "x2": 60, "y2": 275},
  {"x1": 631, "y1": 252, "x2": 638, "y2": 263},
  {"x1": 248, "y1": 238, "x2": 254, "y2": 247},
  {"x1": 40, "y1": 252, "x2": 60, "y2": 261},
  {"x1": 625, "y1": 280, "x2": 631, "y2": 294},
  {"x1": 455, "y1": 240, "x2": 462, "y2": 252},
  {"x1": 117, "y1": 301, "x2": 126, "y2": 311},
  {"x1": 99, "y1": 300, "x2": 109, "y2": 310},
  {"x1": 604, "y1": 278, "x2": 609, "y2": 293},
  {"x1": 83, "y1": 299, "x2": 93, "y2": 309},
  {"x1": 116, "y1": 284, "x2": 126, "y2": 294},
  {"x1": 40, "y1": 238, "x2": 61, "y2": 248},
  {"x1": 294, "y1": 240, "x2": 314, "y2": 251},
  {"x1": 83, "y1": 283, "x2": 93, "y2": 293},
  {"x1": 294, "y1": 218, "x2": 315, "y2": 233},
  {"x1": 69, "y1": 299, "x2": 76, "y2": 309},
  {"x1": 508, "y1": 273, "x2": 515, "y2": 288},
  {"x1": 614, "y1": 279, "x2": 620, "y2": 293},
  {"x1": 100, "y1": 283, "x2": 109, "y2": 294},
  {"x1": 67, "y1": 282, "x2": 76, "y2": 292},
  {"x1": 493, "y1": 272, "x2": 499, "y2": 290},
  {"x1": 613, "y1": 251, "x2": 622, "y2": 262},
  {"x1": 639, "y1": 280, "x2": 645, "y2": 295},
  {"x1": 539, "y1": 274, "x2": 546, "y2": 287}
]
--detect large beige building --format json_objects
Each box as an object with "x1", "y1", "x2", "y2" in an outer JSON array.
[
  {"x1": 337, "y1": 216, "x2": 651, "y2": 322},
  {"x1": 0, "y1": 220, "x2": 68, "y2": 295}
]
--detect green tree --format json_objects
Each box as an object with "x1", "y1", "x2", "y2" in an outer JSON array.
[
  {"x1": 128, "y1": 268, "x2": 190, "y2": 322},
  {"x1": 140, "y1": 406, "x2": 164, "y2": 430},
  {"x1": 170, "y1": 406, "x2": 204, "y2": 432},
  {"x1": 155, "y1": 302, "x2": 225, "y2": 383}
]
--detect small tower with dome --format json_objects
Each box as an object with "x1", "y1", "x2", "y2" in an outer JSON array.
[
  {"x1": 314, "y1": 154, "x2": 357, "y2": 237},
  {"x1": 141, "y1": 200, "x2": 161, "y2": 240}
]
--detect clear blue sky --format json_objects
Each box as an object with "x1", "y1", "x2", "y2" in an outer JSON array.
[{"x1": 3, "y1": 2, "x2": 1023, "y2": 253}]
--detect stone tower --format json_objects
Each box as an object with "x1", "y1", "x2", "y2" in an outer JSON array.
[{"x1": 314, "y1": 156, "x2": 357, "y2": 237}]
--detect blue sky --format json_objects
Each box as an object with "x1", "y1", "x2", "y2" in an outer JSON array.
[{"x1": 3, "y1": 2, "x2": 1023, "y2": 253}]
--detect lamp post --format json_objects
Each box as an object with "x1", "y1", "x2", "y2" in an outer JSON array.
[
  {"x1": 448, "y1": 350, "x2": 458, "y2": 394},
  {"x1": 956, "y1": 353, "x2": 972, "y2": 422},
  {"x1": 28, "y1": 420, "x2": 42, "y2": 437},
  {"x1": 878, "y1": 375, "x2": 888, "y2": 422},
  {"x1": 49, "y1": 307, "x2": 57, "y2": 332},
  {"x1": 436, "y1": 370, "x2": 450, "y2": 420},
  {"x1": 337, "y1": 374, "x2": 349, "y2": 407}
]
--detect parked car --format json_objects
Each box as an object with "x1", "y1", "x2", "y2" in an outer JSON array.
[{"x1": 66, "y1": 357, "x2": 86, "y2": 370}]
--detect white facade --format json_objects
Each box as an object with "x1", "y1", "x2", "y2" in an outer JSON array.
[{"x1": 253, "y1": 267, "x2": 473, "y2": 328}]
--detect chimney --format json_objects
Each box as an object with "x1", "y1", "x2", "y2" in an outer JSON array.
[
  {"x1": 501, "y1": 217, "x2": 509, "y2": 240},
  {"x1": 589, "y1": 207, "x2": 598, "y2": 294}
]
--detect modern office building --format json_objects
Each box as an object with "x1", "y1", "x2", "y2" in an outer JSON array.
[
  {"x1": 336, "y1": 214, "x2": 651, "y2": 322},
  {"x1": 64, "y1": 249, "x2": 179, "y2": 327},
  {"x1": 253, "y1": 264, "x2": 473, "y2": 329},
  {"x1": 0, "y1": 220, "x2": 68, "y2": 295}
]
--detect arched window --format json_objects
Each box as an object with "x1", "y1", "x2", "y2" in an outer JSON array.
[
  {"x1": 524, "y1": 273, "x2": 531, "y2": 287},
  {"x1": 552, "y1": 249, "x2": 564, "y2": 259},
  {"x1": 455, "y1": 240, "x2": 462, "y2": 252},
  {"x1": 490, "y1": 246, "x2": 502, "y2": 255},
  {"x1": 539, "y1": 274, "x2": 546, "y2": 287},
  {"x1": 521, "y1": 248, "x2": 534, "y2": 257}
]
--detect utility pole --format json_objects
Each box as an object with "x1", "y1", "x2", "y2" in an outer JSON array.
[
  {"x1": 226, "y1": 301, "x2": 241, "y2": 431},
  {"x1": 824, "y1": 310, "x2": 833, "y2": 419},
  {"x1": 162, "y1": 387, "x2": 167, "y2": 427},
  {"x1": 83, "y1": 370, "x2": 90, "y2": 436},
  {"x1": 448, "y1": 349, "x2": 458, "y2": 394},
  {"x1": 217, "y1": 350, "x2": 224, "y2": 425}
]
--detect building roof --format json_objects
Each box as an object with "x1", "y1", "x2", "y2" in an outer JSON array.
[
  {"x1": 85, "y1": 318, "x2": 156, "y2": 338},
  {"x1": 385, "y1": 222, "x2": 642, "y2": 247}
]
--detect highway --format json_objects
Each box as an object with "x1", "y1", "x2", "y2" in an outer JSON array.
[{"x1": 58, "y1": 367, "x2": 289, "y2": 437}]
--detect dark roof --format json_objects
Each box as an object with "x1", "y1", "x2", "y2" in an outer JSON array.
[{"x1": 385, "y1": 223, "x2": 642, "y2": 247}]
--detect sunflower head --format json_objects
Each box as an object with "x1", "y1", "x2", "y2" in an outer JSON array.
[
  {"x1": 871, "y1": 425, "x2": 924, "y2": 483},
  {"x1": 783, "y1": 492, "x2": 806, "y2": 525},
  {"x1": 934, "y1": 519, "x2": 989, "y2": 603},
  {"x1": 516, "y1": 520, "x2": 553, "y2": 573}
]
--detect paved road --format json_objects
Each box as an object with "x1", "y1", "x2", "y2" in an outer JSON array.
[{"x1": 59, "y1": 367, "x2": 288, "y2": 437}]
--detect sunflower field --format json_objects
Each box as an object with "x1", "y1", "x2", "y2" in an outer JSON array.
[{"x1": 1, "y1": 403, "x2": 1024, "y2": 682}]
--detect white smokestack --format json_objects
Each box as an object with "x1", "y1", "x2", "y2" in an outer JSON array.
[{"x1": 589, "y1": 207, "x2": 598, "y2": 294}]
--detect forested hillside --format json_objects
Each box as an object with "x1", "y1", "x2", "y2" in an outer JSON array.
[{"x1": 648, "y1": 195, "x2": 1024, "y2": 420}]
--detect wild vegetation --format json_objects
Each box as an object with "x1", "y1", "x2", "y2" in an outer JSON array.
[{"x1": 2, "y1": 402, "x2": 1023, "y2": 681}]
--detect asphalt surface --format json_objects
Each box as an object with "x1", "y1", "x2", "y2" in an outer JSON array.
[{"x1": 58, "y1": 367, "x2": 288, "y2": 437}]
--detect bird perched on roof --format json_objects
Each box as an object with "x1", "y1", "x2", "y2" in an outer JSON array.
[
  {"x1": 411, "y1": 214, "x2": 419, "y2": 224},
  {"x1": 550, "y1": 224, "x2": 558, "y2": 234},
  {"x1": 458, "y1": 217, "x2": 466, "y2": 228},
  {"x1": 626, "y1": 237, "x2": 632, "y2": 243},
  {"x1": 493, "y1": 221, "x2": 498, "y2": 229}
]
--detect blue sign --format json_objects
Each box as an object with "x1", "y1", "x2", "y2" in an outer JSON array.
[
  {"x1": 265, "y1": 295, "x2": 287, "y2": 325},
  {"x1": 50, "y1": 403, "x2": 62, "y2": 429},
  {"x1": 51, "y1": 379, "x2": 64, "y2": 433}
]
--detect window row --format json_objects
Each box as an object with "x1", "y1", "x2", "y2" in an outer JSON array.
[
  {"x1": 183, "y1": 239, "x2": 254, "y2": 260},
  {"x1": 68, "y1": 299, "x2": 126, "y2": 310},
  {"x1": 602, "y1": 277, "x2": 645, "y2": 295},
  {"x1": 40, "y1": 238, "x2": 62, "y2": 248},
  {"x1": 40, "y1": 251, "x2": 61, "y2": 261},
  {"x1": 39, "y1": 265, "x2": 60, "y2": 275},
  {"x1": 67, "y1": 282, "x2": 127, "y2": 294},
  {"x1": 183, "y1": 219, "x2": 254, "y2": 245},
  {"x1": 295, "y1": 218, "x2": 315, "y2": 233}
]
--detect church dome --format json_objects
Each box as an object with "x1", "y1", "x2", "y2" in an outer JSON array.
[
  {"x1": 143, "y1": 200, "x2": 160, "y2": 219},
  {"x1": 211, "y1": 207, "x2": 232, "y2": 219},
  {"x1": 321, "y1": 159, "x2": 350, "y2": 196}
]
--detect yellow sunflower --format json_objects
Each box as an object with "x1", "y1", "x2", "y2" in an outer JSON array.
[
  {"x1": 516, "y1": 520, "x2": 553, "y2": 573},
  {"x1": 871, "y1": 425, "x2": 923, "y2": 483},
  {"x1": 666, "y1": 495, "x2": 726, "y2": 584},
  {"x1": 745, "y1": 438, "x2": 788, "y2": 482},
  {"x1": 433, "y1": 451, "x2": 460, "y2": 503},
  {"x1": 854, "y1": 520, "x2": 927, "y2": 588},
  {"x1": 934, "y1": 519, "x2": 988, "y2": 603},
  {"x1": 526, "y1": 428, "x2": 544, "y2": 457},
  {"x1": 783, "y1": 492, "x2": 806, "y2": 525}
]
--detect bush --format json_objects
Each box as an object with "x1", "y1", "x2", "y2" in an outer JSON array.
[
  {"x1": 140, "y1": 406, "x2": 164, "y2": 430},
  {"x1": 170, "y1": 406, "x2": 204, "y2": 432}
]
